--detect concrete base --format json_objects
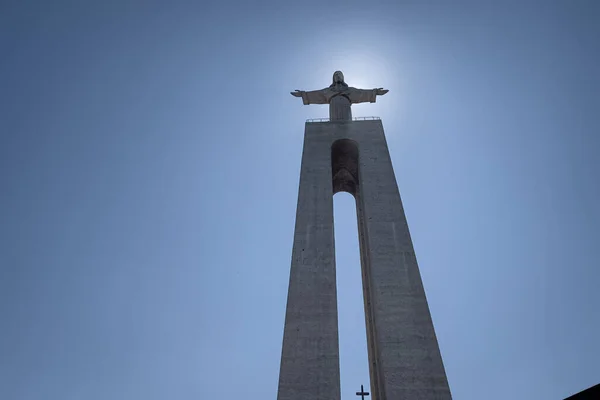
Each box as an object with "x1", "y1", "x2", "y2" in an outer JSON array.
[{"x1": 277, "y1": 120, "x2": 452, "y2": 400}]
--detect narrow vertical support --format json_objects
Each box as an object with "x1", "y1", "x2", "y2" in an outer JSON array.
[
  {"x1": 355, "y1": 120, "x2": 451, "y2": 400},
  {"x1": 277, "y1": 125, "x2": 340, "y2": 400}
]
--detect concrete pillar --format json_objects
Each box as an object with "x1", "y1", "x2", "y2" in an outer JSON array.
[{"x1": 277, "y1": 120, "x2": 452, "y2": 400}]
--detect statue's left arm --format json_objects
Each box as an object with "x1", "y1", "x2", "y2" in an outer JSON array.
[{"x1": 347, "y1": 87, "x2": 389, "y2": 104}]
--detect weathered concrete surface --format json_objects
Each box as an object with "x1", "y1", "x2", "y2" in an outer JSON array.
[{"x1": 277, "y1": 120, "x2": 452, "y2": 400}]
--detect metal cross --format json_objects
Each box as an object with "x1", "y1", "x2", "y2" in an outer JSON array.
[{"x1": 356, "y1": 384, "x2": 370, "y2": 400}]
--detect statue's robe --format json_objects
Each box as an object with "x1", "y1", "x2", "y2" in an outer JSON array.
[{"x1": 299, "y1": 85, "x2": 379, "y2": 121}]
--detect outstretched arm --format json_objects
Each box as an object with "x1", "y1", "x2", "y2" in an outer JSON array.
[
  {"x1": 290, "y1": 89, "x2": 329, "y2": 105},
  {"x1": 347, "y1": 87, "x2": 389, "y2": 104}
]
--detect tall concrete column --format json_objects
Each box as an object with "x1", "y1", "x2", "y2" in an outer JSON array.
[
  {"x1": 277, "y1": 125, "x2": 340, "y2": 400},
  {"x1": 277, "y1": 120, "x2": 452, "y2": 400}
]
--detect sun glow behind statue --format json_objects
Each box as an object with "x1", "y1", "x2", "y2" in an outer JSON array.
[{"x1": 286, "y1": 29, "x2": 403, "y2": 128}]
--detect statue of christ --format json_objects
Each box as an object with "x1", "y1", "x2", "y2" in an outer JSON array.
[{"x1": 291, "y1": 70, "x2": 388, "y2": 121}]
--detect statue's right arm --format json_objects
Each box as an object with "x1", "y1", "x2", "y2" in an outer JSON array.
[
  {"x1": 291, "y1": 89, "x2": 328, "y2": 105},
  {"x1": 304, "y1": 89, "x2": 329, "y2": 104}
]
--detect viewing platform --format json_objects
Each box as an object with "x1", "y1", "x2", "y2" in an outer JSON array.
[{"x1": 306, "y1": 116, "x2": 381, "y2": 123}]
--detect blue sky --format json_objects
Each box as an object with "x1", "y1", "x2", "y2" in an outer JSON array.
[{"x1": 1, "y1": 1, "x2": 599, "y2": 399}]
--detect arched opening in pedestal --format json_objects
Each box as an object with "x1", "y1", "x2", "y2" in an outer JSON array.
[
  {"x1": 334, "y1": 192, "x2": 371, "y2": 399},
  {"x1": 332, "y1": 139, "x2": 371, "y2": 399}
]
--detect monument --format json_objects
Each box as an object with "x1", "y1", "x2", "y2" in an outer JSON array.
[{"x1": 277, "y1": 71, "x2": 452, "y2": 399}]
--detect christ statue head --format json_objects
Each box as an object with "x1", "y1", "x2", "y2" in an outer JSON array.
[
  {"x1": 330, "y1": 71, "x2": 348, "y2": 88},
  {"x1": 333, "y1": 71, "x2": 344, "y2": 83}
]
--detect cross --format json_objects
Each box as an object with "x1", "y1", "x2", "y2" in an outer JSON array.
[{"x1": 356, "y1": 384, "x2": 370, "y2": 400}]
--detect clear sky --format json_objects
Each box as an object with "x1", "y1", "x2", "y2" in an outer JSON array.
[{"x1": 1, "y1": 1, "x2": 599, "y2": 399}]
